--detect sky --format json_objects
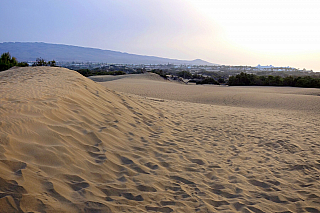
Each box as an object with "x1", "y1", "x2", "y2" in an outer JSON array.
[{"x1": 1, "y1": 0, "x2": 319, "y2": 71}]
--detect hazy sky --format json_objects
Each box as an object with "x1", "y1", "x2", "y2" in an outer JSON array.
[{"x1": 1, "y1": 0, "x2": 319, "y2": 71}]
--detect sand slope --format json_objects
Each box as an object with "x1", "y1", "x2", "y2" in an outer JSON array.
[
  {"x1": 0, "y1": 68, "x2": 319, "y2": 212},
  {"x1": 93, "y1": 73, "x2": 320, "y2": 112}
]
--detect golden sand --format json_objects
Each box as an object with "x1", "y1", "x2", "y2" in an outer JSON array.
[{"x1": 0, "y1": 67, "x2": 319, "y2": 212}]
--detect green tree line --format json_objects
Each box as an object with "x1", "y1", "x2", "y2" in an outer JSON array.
[{"x1": 228, "y1": 72, "x2": 320, "y2": 88}]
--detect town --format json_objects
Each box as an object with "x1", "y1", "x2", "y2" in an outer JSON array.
[
  {"x1": 58, "y1": 62, "x2": 313, "y2": 73},
  {"x1": 57, "y1": 61, "x2": 315, "y2": 81}
]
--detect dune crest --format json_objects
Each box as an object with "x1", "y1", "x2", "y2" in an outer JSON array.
[
  {"x1": 0, "y1": 67, "x2": 170, "y2": 212},
  {"x1": 0, "y1": 67, "x2": 319, "y2": 212}
]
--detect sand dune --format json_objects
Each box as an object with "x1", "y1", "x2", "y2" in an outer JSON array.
[
  {"x1": 93, "y1": 73, "x2": 320, "y2": 112},
  {"x1": 0, "y1": 68, "x2": 319, "y2": 212}
]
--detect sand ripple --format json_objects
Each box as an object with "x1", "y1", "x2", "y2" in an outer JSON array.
[{"x1": 0, "y1": 67, "x2": 319, "y2": 212}]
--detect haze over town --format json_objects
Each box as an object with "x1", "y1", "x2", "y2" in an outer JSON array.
[{"x1": 1, "y1": 0, "x2": 319, "y2": 71}]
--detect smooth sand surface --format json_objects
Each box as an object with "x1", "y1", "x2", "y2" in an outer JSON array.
[
  {"x1": 0, "y1": 68, "x2": 319, "y2": 212},
  {"x1": 92, "y1": 73, "x2": 320, "y2": 112}
]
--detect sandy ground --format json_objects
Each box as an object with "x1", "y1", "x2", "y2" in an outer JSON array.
[
  {"x1": 0, "y1": 68, "x2": 319, "y2": 212},
  {"x1": 91, "y1": 73, "x2": 320, "y2": 112}
]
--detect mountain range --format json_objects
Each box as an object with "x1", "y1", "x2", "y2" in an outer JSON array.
[{"x1": 0, "y1": 42, "x2": 214, "y2": 65}]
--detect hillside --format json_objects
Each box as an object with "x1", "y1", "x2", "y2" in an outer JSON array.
[{"x1": 0, "y1": 42, "x2": 214, "y2": 65}]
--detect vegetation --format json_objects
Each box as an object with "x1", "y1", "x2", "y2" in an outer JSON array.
[
  {"x1": 68, "y1": 64, "x2": 144, "y2": 77},
  {"x1": 0, "y1": 52, "x2": 18, "y2": 71},
  {"x1": 150, "y1": 69, "x2": 220, "y2": 85},
  {"x1": 177, "y1": 71, "x2": 193, "y2": 79},
  {"x1": 228, "y1": 72, "x2": 320, "y2": 88},
  {"x1": 77, "y1": 69, "x2": 126, "y2": 77},
  {"x1": 61, "y1": 63, "x2": 318, "y2": 88},
  {"x1": 0, "y1": 52, "x2": 29, "y2": 71},
  {"x1": 150, "y1": 69, "x2": 168, "y2": 79},
  {"x1": 218, "y1": 78, "x2": 225, "y2": 84},
  {"x1": 2, "y1": 51, "x2": 318, "y2": 89},
  {"x1": 17, "y1": 62, "x2": 29, "y2": 67},
  {"x1": 32, "y1": 58, "x2": 56, "y2": 67},
  {"x1": 196, "y1": 77, "x2": 220, "y2": 85},
  {"x1": 176, "y1": 71, "x2": 220, "y2": 85}
]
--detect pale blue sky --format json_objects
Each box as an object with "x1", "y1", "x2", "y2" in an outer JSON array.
[{"x1": 1, "y1": 0, "x2": 319, "y2": 71}]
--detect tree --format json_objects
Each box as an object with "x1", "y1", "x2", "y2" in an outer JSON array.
[
  {"x1": 228, "y1": 72, "x2": 320, "y2": 88},
  {"x1": 177, "y1": 71, "x2": 192, "y2": 79},
  {"x1": 196, "y1": 77, "x2": 220, "y2": 85},
  {"x1": 47, "y1": 60, "x2": 56, "y2": 67},
  {"x1": 218, "y1": 78, "x2": 225, "y2": 83},
  {"x1": 0, "y1": 52, "x2": 18, "y2": 71},
  {"x1": 33, "y1": 58, "x2": 47, "y2": 66},
  {"x1": 32, "y1": 58, "x2": 56, "y2": 67},
  {"x1": 283, "y1": 76, "x2": 294, "y2": 86}
]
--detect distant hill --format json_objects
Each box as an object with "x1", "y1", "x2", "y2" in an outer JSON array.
[{"x1": 0, "y1": 42, "x2": 215, "y2": 65}]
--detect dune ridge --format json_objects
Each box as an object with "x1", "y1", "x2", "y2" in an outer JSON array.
[{"x1": 0, "y1": 67, "x2": 319, "y2": 212}]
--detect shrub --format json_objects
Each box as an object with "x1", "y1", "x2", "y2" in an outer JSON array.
[
  {"x1": 33, "y1": 58, "x2": 47, "y2": 66},
  {"x1": 196, "y1": 77, "x2": 219, "y2": 85},
  {"x1": 17, "y1": 62, "x2": 29, "y2": 67},
  {"x1": 32, "y1": 58, "x2": 56, "y2": 67},
  {"x1": 47, "y1": 60, "x2": 56, "y2": 67},
  {"x1": 150, "y1": 69, "x2": 168, "y2": 79}
]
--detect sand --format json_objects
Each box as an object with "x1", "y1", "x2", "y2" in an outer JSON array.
[
  {"x1": 0, "y1": 68, "x2": 319, "y2": 212},
  {"x1": 91, "y1": 73, "x2": 320, "y2": 112}
]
